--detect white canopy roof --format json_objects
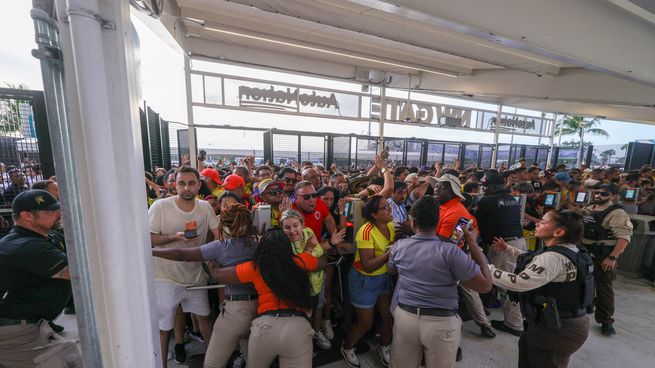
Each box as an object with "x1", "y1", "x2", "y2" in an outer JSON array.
[{"x1": 142, "y1": 0, "x2": 655, "y2": 124}]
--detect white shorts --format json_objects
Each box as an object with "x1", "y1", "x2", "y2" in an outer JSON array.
[{"x1": 155, "y1": 281, "x2": 210, "y2": 331}]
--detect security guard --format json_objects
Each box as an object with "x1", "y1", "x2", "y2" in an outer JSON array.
[
  {"x1": 581, "y1": 183, "x2": 632, "y2": 336},
  {"x1": 0, "y1": 190, "x2": 82, "y2": 367},
  {"x1": 491, "y1": 209, "x2": 593, "y2": 368}
]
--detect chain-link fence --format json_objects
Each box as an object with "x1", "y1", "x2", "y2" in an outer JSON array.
[{"x1": 0, "y1": 88, "x2": 53, "y2": 235}]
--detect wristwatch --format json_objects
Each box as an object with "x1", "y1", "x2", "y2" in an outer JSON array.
[
  {"x1": 381, "y1": 167, "x2": 387, "y2": 174},
  {"x1": 608, "y1": 255, "x2": 618, "y2": 261}
]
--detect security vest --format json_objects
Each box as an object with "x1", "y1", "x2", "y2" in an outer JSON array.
[
  {"x1": 510, "y1": 246, "x2": 594, "y2": 319},
  {"x1": 582, "y1": 204, "x2": 623, "y2": 245}
]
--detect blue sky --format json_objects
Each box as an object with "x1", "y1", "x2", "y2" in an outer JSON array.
[{"x1": 2, "y1": 1, "x2": 652, "y2": 149}]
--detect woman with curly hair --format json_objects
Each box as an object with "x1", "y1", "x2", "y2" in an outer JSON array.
[
  {"x1": 341, "y1": 194, "x2": 395, "y2": 368},
  {"x1": 208, "y1": 229, "x2": 326, "y2": 368},
  {"x1": 152, "y1": 204, "x2": 258, "y2": 367}
]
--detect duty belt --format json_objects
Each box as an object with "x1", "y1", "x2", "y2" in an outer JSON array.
[{"x1": 399, "y1": 303, "x2": 457, "y2": 317}]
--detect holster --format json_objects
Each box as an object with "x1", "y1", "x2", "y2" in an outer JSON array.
[
  {"x1": 588, "y1": 243, "x2": 614, "y2": 259},
  {"x1": 526, "y1": 296, "x2": 562, "y2": 330}
]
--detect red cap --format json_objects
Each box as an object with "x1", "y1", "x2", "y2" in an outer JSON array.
[
  {"x1": 201, "y1": 168, "x2": 222, "y2": 185},
  {"x1": 222, "y1": 174, "x2": 246, "y2": 191}
]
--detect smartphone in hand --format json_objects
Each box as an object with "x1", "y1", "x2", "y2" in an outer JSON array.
[{"x1": 451, "y1": 217, "x2": 473, "y2": 246}]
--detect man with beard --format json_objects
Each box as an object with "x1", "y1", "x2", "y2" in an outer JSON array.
[
  {"x1": 475, "y1": 172, "x2": 526, "y2": 337},
  {"x1": 0, "y1": 190, "x2": 82, "y2": 367},
  {"x1": 253, "y1": 178, "x2": 287, "y2": 228},
  {"x1": 278, "y1": 167, "x2": 298, "y2": 198},
  {"x1": 149, "y1": 166, "x2": 220, "y2": 367},
  {"x1": 581, "y1": 183, "x2": 632, "y2": 335}
]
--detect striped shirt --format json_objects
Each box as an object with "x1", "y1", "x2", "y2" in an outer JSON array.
[{"x1": 387, "y1": 198, "x2": 408, "y2": 224}]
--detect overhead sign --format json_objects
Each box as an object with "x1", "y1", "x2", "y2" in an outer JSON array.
[
  {"x1": 488, "y1": 116, "x2": 536, "y2": 130},
  {"x1": 238, "y1": 85, "x2": 340, "y2": 111},
  {"x1": 190, "y1": 70, "x2": 552, "y2": 138}
]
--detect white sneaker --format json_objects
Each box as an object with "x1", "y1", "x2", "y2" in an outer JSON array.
[
  {"x1": 378, "y1": 344, "x2": 391, "y2": 367},
  {"x1": 340, "y1": 344, "x2": 360, "y2": 368},
  {"x1": 322, "y1": 319, "x2": 334, "y2": 340},
  {"x1": 315, "y1": 330, "x2": 332, "y2": 350}
]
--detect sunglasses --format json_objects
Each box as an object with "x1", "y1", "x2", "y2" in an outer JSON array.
[
  {"x1": 284, "y1": 178, "x2": 298, "y2": 183},
  {"x1": 594, "y1": 191, "x2": 611, "y2": 197},
  {"x1": 263, "y1": 188, "x2": 283, "y2": 196},
  {"x1": 299, "y1": 193, "x2": 318, "y2": 200}
]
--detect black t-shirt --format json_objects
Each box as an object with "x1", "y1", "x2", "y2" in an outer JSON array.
[
  {"x1": 0, "y1": 226, "x2": 71, "y2": 320},
  {"x1": 524, "y1": 198, "x2": 540, "y2": 231},
  {"x1": 475, "y1": 190, "x2": 523, "y2": 244}
]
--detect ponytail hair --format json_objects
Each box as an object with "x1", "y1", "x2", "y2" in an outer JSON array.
[{"x1": 548, "y1": 209, "x2": 585, "y2": 246}]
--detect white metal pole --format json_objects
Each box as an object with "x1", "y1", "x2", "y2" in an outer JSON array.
[
  {"x1": 184, "y1": 55, "x2": 198, "y2": 167},
  {"x1": 56, "y1": 0, "x2": 160, "y2": 366},
  {"x1": 547, "y1": 113, "x2": 558, "y2": 168},
  {"x1": 490, "y1": 104, "x2": 502, "y2": 168},
  {"x1": 379, "y1": 84, "x2": 386, "y2": 151}
]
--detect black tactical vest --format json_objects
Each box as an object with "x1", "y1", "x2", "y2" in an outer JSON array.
[
  {"x1": 511, "y1": 246, "x2": 594, "y2": 317},
  {"x1": 583, "y1": 204, "x2": 623, "y2": 242}
]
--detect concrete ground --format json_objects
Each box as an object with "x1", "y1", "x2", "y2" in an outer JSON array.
[{"x1": 57, "y1": 275, "x2": 655, "y2": 367}]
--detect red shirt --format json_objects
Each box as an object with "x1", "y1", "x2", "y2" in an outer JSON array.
[
  {"x1": 293, "y1": 198, "x2": 330, "y2": 241},
  {"x1": 436, "y1": 198, "x2": 478, "y2": 239}
]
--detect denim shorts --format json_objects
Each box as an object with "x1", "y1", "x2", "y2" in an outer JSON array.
[{"x1": 348, "y1": 268, "x2": 392, "y2": 309}]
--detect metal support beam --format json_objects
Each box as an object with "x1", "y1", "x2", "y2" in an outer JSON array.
[
  {"x1": 184, "y1": 55, "x2": 197, "y2": 167},
  {"x1": 490, "y1": 104, "x2": 502, "y2": 168},
  {"x1": 547, "y1": 113, "x2": 558, "y2": 167},
  {"x1": 50, "y1": 0, "x2": 160, "y2": 365}
]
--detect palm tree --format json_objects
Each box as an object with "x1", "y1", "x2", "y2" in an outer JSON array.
[
  {"x1": 557, "y1": 116, "x2": 609, "y2": 167},
  {"x1": 599, "y1": 149, "x2": 616, "y2": 165},
  {"x1": 0, "y1": 82, "x2": 30, "y2": 135}
]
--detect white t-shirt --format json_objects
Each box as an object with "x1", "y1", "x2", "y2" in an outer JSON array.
[{"x1": 149, "y1": 196, "x2": 219, "y2": 286}]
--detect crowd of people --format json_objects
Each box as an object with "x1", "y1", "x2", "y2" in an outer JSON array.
[
  {"x1": 0, "y1": 150, "x2": 643, "y2": 368},
  {"x1": 141, "y1": 153, "x2": 637, "y2": 368}
]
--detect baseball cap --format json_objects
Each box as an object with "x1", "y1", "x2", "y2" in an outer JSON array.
[
  {"x1": 222, "y1": 174, "x2": 246, "y2": 191},
  {"x1": 435, "y1": 174, "x2": 465, "y2": 200},
  {"x1": 258, "y1": 178, "x2": 283, "y2": 194},
  {"x1": 200, "y1": 168, "x2": 222, "y2": 185},
  {"x1": 404, "y1": 173, "x2": 419, "y2": 184},
  {"x1": 554, "y1": 172, "x2": 572, "y2": 183},
  {"x1": 12, "y1": 189, "x2": 60, "y2": 214}
]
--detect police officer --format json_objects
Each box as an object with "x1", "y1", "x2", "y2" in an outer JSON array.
[
  {"x1": 475, "y1": 172, "x2": 526, "y2": 336},
  {"x1": 0, "y1": 190, "x2": 82, "y2": 367},
  {"x1": 581, "y1": 183, "x2": 633, "y2": 335},
  {"x1": 491, "y1": 209, "x2": 593, "y2": 368}
]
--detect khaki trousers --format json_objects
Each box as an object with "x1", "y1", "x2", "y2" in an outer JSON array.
[
  {"x1": 204, "y1": 300, "x2": 258, "y2": 368},
  {"x1": 458, "y1": 284, "x2": 490, "y2": 327},
  {"x1": 247, "y1": 315, "x2": 314, "y2": 368},
  {"x1": 0, "y1": 320, "x2": 82, "y2": 368},
  {"x1": 489, "y1": 238, "x2": 527, "y2": 330},
  {"x1": 390, "y1": 308, "x2": 462, "y2": 368}
]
